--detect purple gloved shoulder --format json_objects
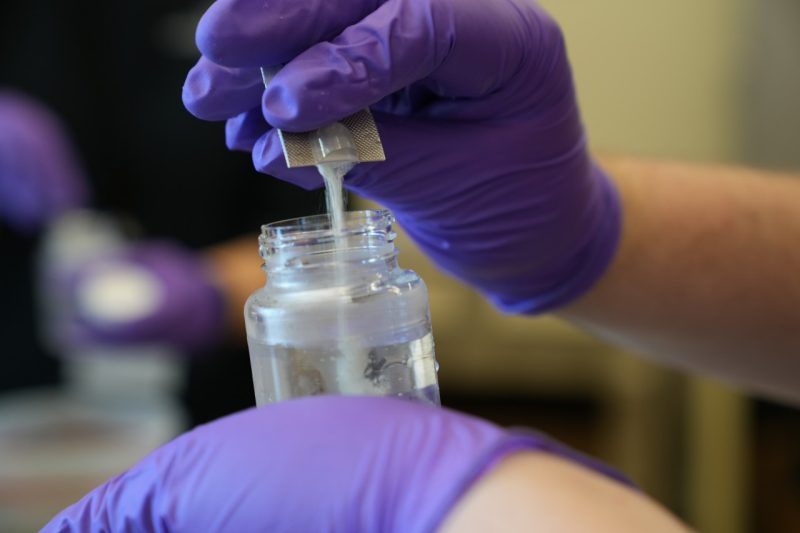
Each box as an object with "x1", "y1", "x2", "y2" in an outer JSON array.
[{"x1": 42, "y1": 396, "x2": 632, "y2": 533}]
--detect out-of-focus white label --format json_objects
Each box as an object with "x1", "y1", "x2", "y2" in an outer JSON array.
[{"x1": 77, "y1": 262, "x2": 164, "y2": 324}]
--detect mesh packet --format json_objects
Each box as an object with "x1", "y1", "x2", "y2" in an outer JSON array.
[{"x1": 260, "y1": 67, "x2": 386, "y2": 168}]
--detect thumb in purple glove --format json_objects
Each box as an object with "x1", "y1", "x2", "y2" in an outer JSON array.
[
  {"x1": 43, "y1": 396, "x2": 632, "y2": 532},
  {"x1": 61, "y1": 242, "x2": 225, "y2": 353},
  {"x1": 182, "y1": 0, "x2": 621, "y2": 314},
  {"x1": 0, "y1": 90, "x2": 89, "y2": 233}
]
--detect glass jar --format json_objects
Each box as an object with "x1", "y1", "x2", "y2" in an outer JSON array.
[{"x1": 245, "y1": 209, "x2": 440, "y2": 406}]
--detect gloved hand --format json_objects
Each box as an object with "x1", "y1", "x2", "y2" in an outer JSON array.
[
  {"x1": 0, "y1": 90, "x2": 88, "y2": 233},
  {"x1": 43, "y1": 396, "x2": 630, "y2": 532},
  {"x1": 59, "y1": 242, "x2": 225, "y2": 352},
  {"x1": 182, "y1": 0, "x2": 621, "y2": 313}
]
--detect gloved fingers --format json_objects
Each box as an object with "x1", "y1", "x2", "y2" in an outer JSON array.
[
  {"x1": 195, "y1": 0, "x2": 380, "y2": 68},
  {"x1": 190, "y1": 0, "x2": 554, "y2": 129},
  {"x1": 226, "y1": 109, "x2": 270, "y2": 151},
  {"x1": 190, "y1": 0, "x2": 445, "y2": 129},
  {"x1": 259, "y1": 0, "x2": 551, "y2": 131},
  {"x1": 251, "y1": 129, "x2": 327, "y2": 190},
  {"x1": 183, "y1": 56, "x2": 264, "y2": 121},
  {"x1": 261, "y1": 0, "x2": 451, "y2": 131}
]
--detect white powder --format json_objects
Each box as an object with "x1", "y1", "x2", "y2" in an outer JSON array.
[
  {"x1": 317, "y1": 162, "x2": 381, "y2": 393},
  {"x1": 317, "y1": 162, "x2": 349, "y2": 238}
]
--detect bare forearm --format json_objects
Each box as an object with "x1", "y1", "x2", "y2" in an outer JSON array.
[
  {"x1": 562, "y1": 156, "x2": 800, "y2": 403},
  {"x1": 440, "y1": 453, "x2": 688, "y2": 532}
]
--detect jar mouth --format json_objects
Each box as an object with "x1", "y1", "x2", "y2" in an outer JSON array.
[
  {"x1": 259, "y1": 209, "x2": 396, "y2": 262},
  {"x1": 263, "y1": 209, "x2": 393, "y2": 236}
]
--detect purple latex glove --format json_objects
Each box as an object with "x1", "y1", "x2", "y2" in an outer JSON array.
[
  {"x1": 0, "y1": 90, "x2": 88, "y2": 232},
  {"x1": 182, "y1": 0, "x2": 621, "y2": 314},
  {"x1": 43, "y1": 396, "x2": 631, "y2": 532},
  {"x1": 62, "y1": 242, "x2": 225, "y2": 352}
]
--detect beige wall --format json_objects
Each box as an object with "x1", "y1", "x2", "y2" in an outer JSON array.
[
  {"x1": 539, "y1": 0, "x2": 748, "y2": 162},
  {"x1": 534, "y1": 4, "x2": 755, "y2": 531}
]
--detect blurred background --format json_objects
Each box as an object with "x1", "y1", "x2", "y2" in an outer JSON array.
[{"x1": 1, "y1": 0, "x2": 798, "y2": 531}]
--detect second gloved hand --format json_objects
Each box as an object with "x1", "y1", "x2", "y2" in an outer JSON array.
[
  {"x1": 61, "y1": 242, "x2": 225, "y2": 353},
  {"x1": 182, "y1": 0, "x2": 621, "y2": 313}
]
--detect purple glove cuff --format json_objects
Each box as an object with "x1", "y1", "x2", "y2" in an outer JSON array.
[
  {"x1": 427, "y1": 426, "x2": 634, "y2": 531},
  {"x1": 488, "y1": 163, "x2": 622, "y2": 314}
]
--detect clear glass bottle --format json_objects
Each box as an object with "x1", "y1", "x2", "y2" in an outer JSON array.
[{"x1": 245, "y1": 209, "x2": 440, "y2": 406}]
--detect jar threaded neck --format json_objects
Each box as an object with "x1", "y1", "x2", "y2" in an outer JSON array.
[{"x1": 259, "y1": 209, "x2": 397, "y2": 273}]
